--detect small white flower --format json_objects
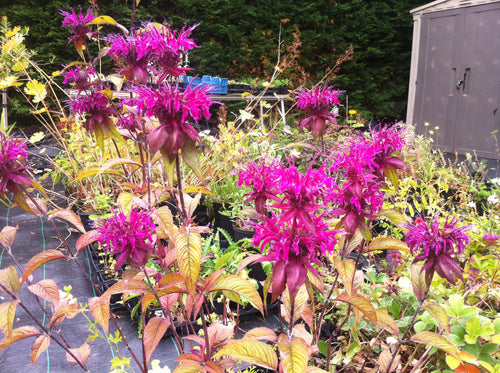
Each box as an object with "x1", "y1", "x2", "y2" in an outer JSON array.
[
  {"x1": 467, "y1": 201, "x2": 476, "y2": 208},
  {"x1": 491, "y1": 177, "x2": 500, "y2": 186},
  {"x1": 487, "y1": 194, "x2": 499, "y2": 205},
  {"x1": 386, "y1": 336, "x2": 398, "y2": 345}
]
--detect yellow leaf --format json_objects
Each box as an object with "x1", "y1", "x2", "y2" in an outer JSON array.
[
  {"x1": 335, "y1": 291, "x2": 378, "y2": 326},
  {"x1": 30, "y1": 335, "x2": 50, "y2": 366},
  {"x1": 367, "y1": 237, "x2": 409, "y2": 252},
  {"x1": 213, "y1": 340, "x2": 278, "y2": 370},
  {"x1": 410, "y1": 331, "x2": 459, "y2": 359},
  {"x1": 88, "y1": 296, "x2": 110, "y2": 335},
  {"x1": 376, "y1": 308, "x2": 399, "y2": 335},
  {"x1": 209, "y1": 274, "x2": 263, "y2": 314},
  {"x1": 87, "y1": 15, "x2": 117, "y2": 26},
  {"x1": 424, "y1": 302, "x2": 450, "y2": 335},
  {"x1": 0, "y1": 300, "x2": 19, "y2": 336},
  {"x1": 24, "y1": 80, "x2": 46, "y2": 103},
  {"x1": 278, "y1": 334, "x2": 309, "y2": 373},
  {"x1": 175, "y1": 227, "x2": 202, "y2": 296},
  {"x1": 0, "y1": 76, "x2": 21, "y2": 89},
  {"x1": 144, "y1": 317, "x2": 169, "y2": 367}
]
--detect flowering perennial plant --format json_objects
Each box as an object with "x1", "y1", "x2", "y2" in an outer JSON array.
[
  {"x1": 0, "y1": 132, "x2": 32, "y2": 199},
  {"x1": 405, "y1": 215, "x2": 470, "y2": 284},
  {"x1": 96, "y1": 207, "x2": 156, "y2": 270},
  {"x1": 107, "y1": 23, "x2": 197, "y2": 84},
  {"x1": 134, "y1": 83, "x2": 213, "y2": 160},
  {"x1": 295, "y1": 85, "x2": 342, "y2": 140},
  {"x1": 240, "y1": 160, "x2": 339, "y2": 299},
  {"x1": 60, "y1": 8, "x2": 97, "y2": 57}
]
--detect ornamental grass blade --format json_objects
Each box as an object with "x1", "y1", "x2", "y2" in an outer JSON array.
[
  {"x1": 22, "y1": 250, "x2": 66, "y2": 284},
  {"x1": 175, "y1": 227, "x2": 202, "y2": 296},
  {"x1": 144, "y1": 317, "x2": 169, "y2": 367},
  {"x1": 212, "y1": 340, "x2": 278, "y2": 371},
  {"x1": 278, "y1": 333, "x2": 309, "y2": 373},
  {"x1": 410, "y1": 331, "x2": 459, "y2": 359},
  {"x1": 30, "y1": 335, "x2": 50, "y2": 366}
]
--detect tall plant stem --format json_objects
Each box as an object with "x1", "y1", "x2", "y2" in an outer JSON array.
[
  {"x1": 0, "y1": 283, "x2": 90, "y2": 372},
  {"x1": 175, "y1": 155, "x2": 188, "y2": 224},
  {"x1": 111, "y1": 138, "x2": 131, "y2": 179},
  {"x1": 21, "y1": 189, "x2": 146, "y2": 372},
  {"x1": 386, "y1": 297, "x2": 425, "y2": 373}
]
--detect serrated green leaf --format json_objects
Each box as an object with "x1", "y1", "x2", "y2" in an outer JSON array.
[{"x1": 448, "y1": 294, "x2": 464, "y2": 316}]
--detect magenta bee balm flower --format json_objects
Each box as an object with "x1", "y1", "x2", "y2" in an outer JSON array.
[
  {"x1": 295, "y1": 85, "x2": 342, "y2": 140},
  {"x1": 0, "y1": 133, "x2": 32, "y2": 198},
  {"x1": 60, "y1": 8, "x2": 98, "y2": 56},
  {"x1": 405, "y1": 215, "x2": 470, "y2": 285},
  {"x1": 96, "y1": 208, "x2": 156, "y2": 270},
  {"x1": 134, "y1": 83, "x2": 213, "y2": 161}
]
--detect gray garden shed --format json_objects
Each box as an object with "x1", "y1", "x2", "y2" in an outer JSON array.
[{"x1": 406, "y1": 0, "x2": 500, "y2": 159}]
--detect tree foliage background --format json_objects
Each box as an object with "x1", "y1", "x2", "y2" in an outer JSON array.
[{"x1": 1, "y1": 0, "x2": 428, "y2": 125}]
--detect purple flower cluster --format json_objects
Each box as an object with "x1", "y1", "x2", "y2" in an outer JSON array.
[
  {"x1": 239, "y1": 160, "x2": 338, "y2": 299},
  {"x1": 134, "y1": 83, "x2": 213, "y2": 160},
  {"x1": 69, "y1": 90, "x2": 116, "y2": 133},
  {"x1": 63, "y1": 66, "x2": 96, "y2": 92},
  {"x1": 329, "y1": 126, "x2": 407, "y2": 233},
  {"x1": 96, "y1": 208, "x2": 156, "y2": 270},
  {"x1": 107, "y1": 23, "x2": 198, "y2": 84},
  {"x1": 405, "y1": 215, "x2": 470, "y2": 284},
  {"x1": 60, "y1": 8, "x2": 98, "y2": 51},
  {"x1": 0, "y1": 133, "x2": 32, "y2": 199},
  {"x1": 295, "y1": 85, "x2": 342, "y2": 140}
]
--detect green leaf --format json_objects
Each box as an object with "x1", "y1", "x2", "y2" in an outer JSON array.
[
  {"x1": 181, "y1": 139, "x2": 204, "y2": 183},
  {"x1": 424, "y1": 303, "x2": 450, "y2": 335},
  {"x1": 448, "y1": 294, "x2": 464, "y2": 317}
]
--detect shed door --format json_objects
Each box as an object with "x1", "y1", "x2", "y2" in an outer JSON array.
[{"x1": 413, "y1": 2, "x2": 500, "y2": 159}]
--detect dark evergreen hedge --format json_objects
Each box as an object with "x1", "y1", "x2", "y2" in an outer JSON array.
[{"x1": 1, "y1": 0, "x2": 427, "y2": 124}]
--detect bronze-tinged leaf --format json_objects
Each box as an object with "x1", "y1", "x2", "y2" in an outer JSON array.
[
  {"x1": 376, "y1": 308, "x2": 400, "y2": 335},
  {"x1": 103, "y1": 278, "x2": 149, "y2": 298},
  {"x1": 48, "y1": 302, "x2": 81, "y2": 328},
  {"x1": 26, "y1": 198, "x2": 47, "y2": 216},
  {"x1": 22, "y1": 250, "x2": 66, "y2": 284},
  {"x1": 292, "y1": 324, "x2": 313, "y2": 346},
  {"x1": 306, "y1": 270, "x2": 323, "y2": 293},
  {"x1": 28, "y1": 279, "x2": 60, "y2": 305},
  {"x1": 335, "y1": 291, "x2": 378, "y2": 326},
  {"x1": 278, "y1": 333, "x2": 309, "y2": 373},
  {"x1": 236, "y1": 253, "x2": 264, "y2": 275},
  {"x1": 410, "y1": 263, "x2": 429, "y2": 302},
  {"x1": 410, "y1": 331, "x2": 459, "y2": 359},
  {"x1": 332, "y1": 257, "x2": 355, "y2": 295},
  {"x1": 66, "y1": 343, "x2": 91, "y2": 366},
  {"x1": 88, "y1": 296, "x2": 110, "y2": 335},
  {"x1": 424, "y1": 302, "x2": 450, "y2": 335},
  {"x1": 181, "y1": 139, "x2": 204, "y2": 183},
  {"x1": 212, "y1": 340, "x2": 278, "y2": 370},
  {"x1": 282, "y1": 285, "x2": 308, "y2": 324},
  {"x1": 209, "y1": 274, "x2": 263, "y2": 315},
  {"x1": 30, "y1": 335, "x2": 50, "y2": 366},
  {"x1": 0, "y1": 226, "x2": 18, "y2": 249},
  {"x1": 48, "y1": 209, "x2": 86, "y2": 234},
  {"x1": 0, "y1": 300, "x2": 19, "y2": 336},
  {"x1": 0, "y1": 266, "x2": 20, "y2": 294},
  {"x1": 378, "y1": 348, "x2": 400, "y2": 373},
  {"x1": 0, "y1": 326, "x2": 40, "y2": 351},
  {"x1": 175, "y1": 227, "x2": 202, "y2": 296},
  {"x1": 243, "y1": 327, "x2": 278, "y2": 343},
  {"x1": 141, "y1": 287, "x2": 184, "y2": 313},
  {"x1": 144, "y1": 317, "x2": 169, "y2": 367},
  {"x1": 367, "y1": 237, "x2": 410, "y2": 252},
  {"x1": 75, "y1": 230, "x2": 100, "y2": 252}
]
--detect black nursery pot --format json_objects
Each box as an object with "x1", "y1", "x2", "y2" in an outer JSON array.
[{"x1": 232, "y1": 225, "x2": 255, "y2": 242}]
